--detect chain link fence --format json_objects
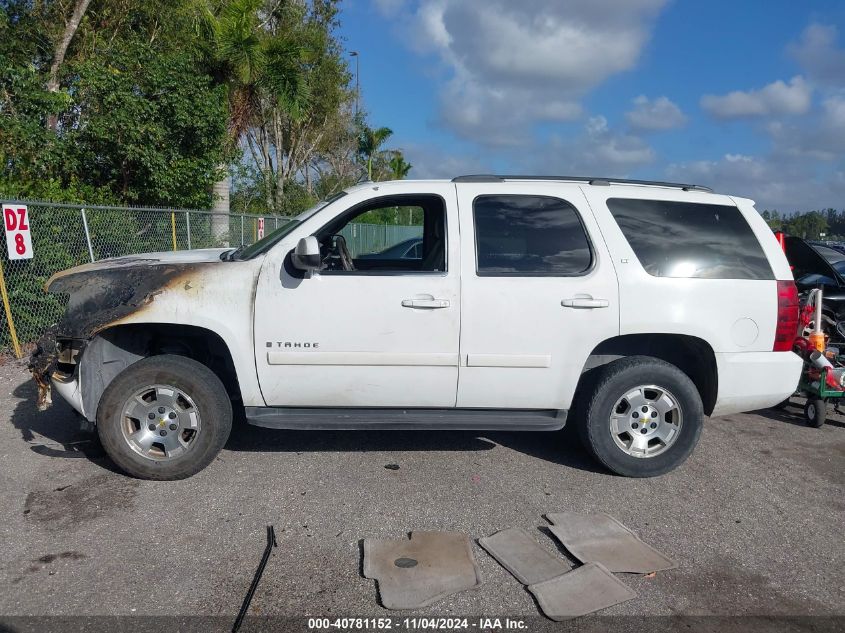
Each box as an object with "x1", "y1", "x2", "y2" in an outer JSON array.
[
  {"x1": 339, "y1": 223, "x2": 422, "y2": 258},
  {"x1": 0, "y1": 199, "x2": 288, "y2": 358}
]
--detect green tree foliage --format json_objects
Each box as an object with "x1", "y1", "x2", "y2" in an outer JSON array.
[
  {"x1": 357, "y1": 124, "x2": 393, "y2": 181},
  {"x1": 70, "y1": 43, "x2": 227, "y2": 207},
  {"x1": 387, "y1": 151, "x2": 412, "y2": 180},
  {"x1": 0, "y1": 0, "x2": 228, "y2": 207},
  {"x1": 762, "y1": 209, "x2": 842, "y2": 240}
]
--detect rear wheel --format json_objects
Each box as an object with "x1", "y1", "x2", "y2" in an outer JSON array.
[
  {"x1": 579, "y1": 356, "x2": 703, "y2": 477},
  {"x1": 97, "y1": 355, "x2": 232, "y2": 480}
]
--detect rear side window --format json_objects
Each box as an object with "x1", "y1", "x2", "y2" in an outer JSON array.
[
  {"x1": 607, "y1": 198, "x2": 773, "y2": 280},
  {"x1": 474, "y1": 195, "x2": 592, "y2": 276}
]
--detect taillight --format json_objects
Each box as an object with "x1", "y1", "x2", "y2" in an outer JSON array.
[{"x1": 773, "y1": 280, "x2": 799, "y2": 352}]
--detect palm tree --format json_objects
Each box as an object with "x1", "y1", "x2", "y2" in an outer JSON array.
[
  {"x1": 388, "y1": 151, "x2": 412, "y2": 180},
  {"x1": 194, "y1": 0, "x2": 308, "y2": 244},
  {"x1": 357, "y1": 125, "x2": 393, "y2": 181},
  {"x1": 193, "y1": 0, "x2": 264, "y2": 244}
]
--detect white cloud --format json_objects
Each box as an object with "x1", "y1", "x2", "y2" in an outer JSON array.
[
  {"x1": 401, "y1": 143, "x2": 489, "y2": 179},
  {"x1": 390, "y1": 0, "x2": 669, "y2": 144},
  {"x1": 764, "y1": 96, "x2": 845, "y2": 162},
  {"x1": 522, "y1": 116, "x2": 655, "y2": 174},
  {"x1": 625, "y1": 95, "x2": 687, "y2": 131},
  {"x1": 580, "y1": 116, "x2": 655, "y2": 168},
  {"x1": 788, "y1": 24, "x2": 845, "y2": 87},
  {"x1": 666, "y1": 153, "x2": 845, "y2": 212},
  {"x1": 700, "y1": 76, "x2": 812, "y2": 119},
  {"x1": 372, "y1": 5, "x2": 844, "y2": 212}
]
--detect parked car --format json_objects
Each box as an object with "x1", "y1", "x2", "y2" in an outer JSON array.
[
  {"x1": 805, "y1": 241, "x2": 845, "y2": 265},
  {"x1": 784, "y1": 235, "x2": 845, "y2": 345},
  {"x1": 31, "y1": 175, "x2": 802, "y2": 480}
]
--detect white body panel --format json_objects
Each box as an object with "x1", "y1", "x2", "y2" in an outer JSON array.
[
  {"x1": 580, "y1": 185, "x2": 802, "y2": 411},
  {"x1": 455, "y1": 182, "x2": 619, "y2": 410},
  {"x1": 712, "y1": 351, "x2": 802, "y2": 416},
  {"x1": 581, "y1": 186, "x2": 777, "y2": 352},
  {"x1": 253, "y1": 182, "x2": 461, "y2": 407},
  {"x1": 47, "y1": 178, "x2": 803, "y2": 423},
  {"x1": 98, "y1": 260, "x2": 266, "y2": 406}
]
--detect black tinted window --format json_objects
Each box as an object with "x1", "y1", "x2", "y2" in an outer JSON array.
[
  {"x1": 607, "y1": 198, "x2": 773, "y2": 280},
  {"x1": 474, "y1": 195, "x2": 592, "y2": 275}
]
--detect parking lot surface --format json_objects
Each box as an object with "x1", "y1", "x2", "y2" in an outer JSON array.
[{"x1": 0, "y1": 359, "x2": 842, "y2": 632}]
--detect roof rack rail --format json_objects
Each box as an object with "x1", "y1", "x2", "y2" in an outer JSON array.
[{"x1": 451, "y1": 174, "x2": 712, "y2": 192}]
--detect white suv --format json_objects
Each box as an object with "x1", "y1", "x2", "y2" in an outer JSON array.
[{"x1": 32, "y1": 175, "x2": 803, "y2": 480}]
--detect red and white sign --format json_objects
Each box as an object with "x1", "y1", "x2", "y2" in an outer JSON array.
[
  {"x1": 257, "y1": 217, "x2": 265, "y2": 240},
  {"x1": 3, "y1": 204, "x2": 33, "y2": 260}
]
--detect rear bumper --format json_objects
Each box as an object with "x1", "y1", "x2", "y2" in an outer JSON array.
[{"x1": 712, "y1": 351, "x2": 802, "y2": 417}]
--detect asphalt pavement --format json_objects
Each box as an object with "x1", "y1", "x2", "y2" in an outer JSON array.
[{"x1": 0, "y1": 358, "x2": 842, "y2": 633}]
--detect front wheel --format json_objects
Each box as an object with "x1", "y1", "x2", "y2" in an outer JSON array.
[
  {"x1": 579, "y1": 356, "x2": 703, "y2": 477},
  {"x1": 97, "y1": 355, "x2": 232, "y2": 480}
]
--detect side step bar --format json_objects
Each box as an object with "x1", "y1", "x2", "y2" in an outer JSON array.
[{"x1": 245, "y1": 407, "x2": 567, "y2": 431}]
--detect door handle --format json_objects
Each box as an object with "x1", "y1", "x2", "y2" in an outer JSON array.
[
  {"x1": 561, "y1": 297, "x2": 609, "y2": 309},
  {"x1": 402, "y1": 299, "x2": 450, "y2": 309}
]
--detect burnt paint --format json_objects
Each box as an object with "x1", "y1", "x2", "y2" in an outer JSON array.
[{"x1": 29, "y1": 259, "x2": 213, "y2": 408}]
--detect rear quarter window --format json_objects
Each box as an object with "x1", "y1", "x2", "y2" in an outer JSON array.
[{"x1": 607, "y1": 198, "x2": 774, "y2": 280}]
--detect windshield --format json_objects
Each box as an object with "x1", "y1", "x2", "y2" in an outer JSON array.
[{"x1": 231, "y1": 192, "x2": 347, "y2": 260}]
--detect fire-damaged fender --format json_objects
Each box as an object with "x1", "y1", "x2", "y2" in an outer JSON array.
[{"x1": 29, "y1": 251, "x2": 265, "y2": 419}]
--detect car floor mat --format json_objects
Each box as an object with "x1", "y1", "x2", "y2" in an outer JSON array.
[
  {"x1": 363, "y1": 531, "x2": 482, "y2": 610},
  {"x1": 478, "y1": 527, "x2": 571, "y2": 585},
  {"x1": 528, "y1": 561, "x2": 636, "y2": 621},
  {"x1": 545, "y1": 512, "x2": 676, "y2": 574}
]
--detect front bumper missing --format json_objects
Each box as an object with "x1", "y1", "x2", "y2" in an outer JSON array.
[
  {"x1": 50, "y1": 370, "x2": 85, "y2": 417},
  {"x1": 30, "y1": 336, "x2": 85, "y2": 413}
]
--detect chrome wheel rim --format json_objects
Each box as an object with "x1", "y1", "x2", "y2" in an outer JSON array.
[
  {"x1": 120, "y1": 384, "x2": 202, "y2": 461},
  {"x1": 609, "y1": 384, "x2": 683, "y2": 458}
]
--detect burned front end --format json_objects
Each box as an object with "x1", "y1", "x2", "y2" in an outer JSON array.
[{"x1": 29, "y1": 259, "x2": 201, "y2": 413}]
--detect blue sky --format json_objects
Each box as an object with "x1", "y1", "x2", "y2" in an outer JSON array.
[{"x1": 337, "y1": 0, "x2": 845, "y2": 212}]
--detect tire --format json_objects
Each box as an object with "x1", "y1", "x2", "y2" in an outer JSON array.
[
  {"x1": 579, "y1": 356, "x2": 703, "y2": 477},
  {"x1": 97, "y1": 355, "x2": 232, "y2": 480},
  {"x1": 804, "y1": 398, "x2": 826, "y2": 428}
]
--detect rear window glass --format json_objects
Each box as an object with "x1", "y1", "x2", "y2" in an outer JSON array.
[
  {"x1": 607, "y1": 198, "x2": 773, "y2": 280},
  {"x1": 474, "y1": 195, "x2": 592, "y2": 275}
]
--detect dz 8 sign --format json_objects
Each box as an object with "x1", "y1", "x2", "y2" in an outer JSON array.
[{"x1": 3, "y1": 204, "x2": 33, "y2": 260}]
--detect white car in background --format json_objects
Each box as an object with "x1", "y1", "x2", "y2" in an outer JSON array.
[{"x1": 32, "y1": 175, "x2": 803, "y2": 480}]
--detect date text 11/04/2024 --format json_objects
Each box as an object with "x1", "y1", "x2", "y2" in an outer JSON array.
[{"x1": 307, "y1": 618, "x2": 528, "y2": 630}]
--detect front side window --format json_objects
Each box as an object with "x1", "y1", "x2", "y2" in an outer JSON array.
[
  {"x1": 315, "y1": 195, "x2": 446, "y2": 274},
  {"x1": 474, "y1": 195, "x2": 592, "y2": 276},
  {"x1": 607, "y1": 198, "x2": 774, "y2": 280}
]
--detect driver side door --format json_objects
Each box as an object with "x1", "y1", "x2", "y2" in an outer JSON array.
[{"x1": 253, "y1": 183, "x2": 461, "y2": 408}]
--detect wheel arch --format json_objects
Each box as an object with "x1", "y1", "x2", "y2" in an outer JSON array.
[
  {"x1": 79, "y1": 323, "x2": 242, "y2": 422},
  {"x1": 576, "y1": 333, "x2": 718, "y2": 416}
]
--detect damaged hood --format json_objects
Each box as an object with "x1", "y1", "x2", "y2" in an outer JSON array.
[
  {"x1": 784, "y1": 236, "x2": 845, "y2": 290},
  {"x1": 44, "y1": 249, "x2": 235, "y2": 340},
  {"x1": 30, "y1": 247, "x2": 254, "y2": 410},
  {"x1": 46, "y1": 248, "x2": 230, "y2": 291}
]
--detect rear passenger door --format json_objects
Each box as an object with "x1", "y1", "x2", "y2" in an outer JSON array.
[{"x1": 456, "y1": 183, "x2": 620, "y2": 411}]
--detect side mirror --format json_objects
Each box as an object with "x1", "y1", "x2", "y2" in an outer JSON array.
[{"x1": 292, "y1": 236, "x2": 321, "y2": 271}]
